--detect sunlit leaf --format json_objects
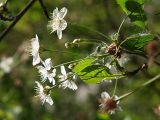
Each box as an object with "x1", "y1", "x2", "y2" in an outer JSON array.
[
  {"x1": 73, "y1": 58, "x2": 96, "y2": 72},
  {"x1": 116, "y1": 0, "x2": 146, "y2": 28},
  {"x1": 122, "y1": 33, "x2": 155, "y2": 54},
  {"x1": 73, "y1": 58, "x2": 124, "y2": 83}
]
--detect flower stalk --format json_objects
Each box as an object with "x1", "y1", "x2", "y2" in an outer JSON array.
[{"x1": 116, "y1": 74, "x2": 160, "y2": 101}]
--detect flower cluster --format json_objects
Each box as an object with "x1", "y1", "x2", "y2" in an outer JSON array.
[
  {"x1": 35, "y1": 81, "x2": 53, "y2": 105},
  {"x1": 29, "y1": 34, "x2": 77, "y2": 105}
]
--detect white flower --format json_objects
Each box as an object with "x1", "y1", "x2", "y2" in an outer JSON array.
[
  {"x1": 99, "y1": 91, "x2": 121, "y2": 114},
  {"x1": 37, "y1": 58, "x2": 56, "y2": 85},
  {"x1": 35, "y1": 81, "x2": 53, "y2": 105},
  {"x1": 30, "y1": 35, "x2": 41, "y2": 66},
  {"x1": 47, "y1": 7, "x2": 67, "y2": 39},
  {"x1": 0, "y1": 57, "x2": 14, "y2": 73},
  {"x1": 59, "y1": 65, "x2": 77, "y2": 90}
]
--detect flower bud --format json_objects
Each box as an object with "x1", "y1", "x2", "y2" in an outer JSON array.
[
  {"x1": 65, "y1": 42, "x2": 73, "y2": 48},
  {"x1": 68, "y1": 63, "x2": 77, "y2": 69},
  {"x1": 73, "y1": 39, "x2": 81, "y2": 44},
  {"x1": 106, "y1": 43, "x2": 122, "y2": 58}
]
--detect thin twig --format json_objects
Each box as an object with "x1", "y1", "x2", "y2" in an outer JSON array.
[
  {"x1": 0, "y1": 0, "x2": 36, "y2": 42},
  {"x1": 112, "y1": 78, "x2": 118, "y2": 97},
  {"x1": 38, "y1": 0, "x2": 50, "y2": 20},
  {"x1": 68, "y1": 22, "x2": 112, "y2": 42},
  {"x1": 117, "y1": 15, "x2": 128, "y2": 37},
  {"x1": 116, "y1": 74, "x2": 160, "y2": 101}
]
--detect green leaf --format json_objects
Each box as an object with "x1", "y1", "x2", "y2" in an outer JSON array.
[
  {"x1": 122, "y1": 33, "x2": 155, "y2": 54},
  {"x1": 125, "y1": 1, "x2": 143, "y2": 13},
  {"x1": 73, "y1": 58, "x2": 123, "y2": 83},
  {"x1": 116, "y1": 0, "x2": 146, "y2": 28},
  {"x1": 78, "y1": 65, "x2": 112, "y2": 83},
  {"x1": 73, "y1": 58, "x2": 96, "y2": 73},
  {"x1": 128, "y1": 13, "x2": 147, "y2": 28}
]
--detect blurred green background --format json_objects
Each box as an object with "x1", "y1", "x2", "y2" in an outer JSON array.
[{"x1": 0, "y1": 0, "x2": 160, "y2": 120}]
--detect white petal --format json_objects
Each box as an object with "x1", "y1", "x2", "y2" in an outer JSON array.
[
  {"x1": 48, "y1": 75, "x2": 56, "y2": 85},
  {"x1": 59, "y1": 80, "x2": 68, "y2": 89},
  {"x1": 58, "y1": 75, "x2": 65, "y2": 81},
  {"x1": 73, "y1": 74, "x2": 77, "y2": 80},
  {"x1": 57, "y1": 29, "x2": 62, "y2": 39},
  {"x1": 31, "y1": 35, "x2": 40, "y2": 66},
  {"x1": 46, "y1": 95, "x2": 53, "y2": 105},
  {"x1": 44, "y1": 58, "x2": 52, "y2": 70},
  {"x1": 59, "y1": 19, "x2": 67, "y2": 30},
  {"x1": 40, "y1": 95, "x2": 46, "y2": 104},
  {"x1": 58, "y1": 7, "x2": 67, "y2": 19},
  {"x1": 47, "y1": 20, "x2": 58, "y2": 33},
  {"x1": 60, "y1": 80, "x2": 77, "y2": 90},
  {"x1": 32, "y1": 53, "x2": 41, "y2": 66},
  {"x1": 31, "y1": 34, "x2": 40, "y2": 54},
  {"x1": 35, "y1": 34, "x2": 38, "y2": 41},
  {"x1": 101, "y1": 91, "x2": 110, "y2": 100},
  {"x1": 35, "y1": 81, "x2": 43, "y2": 92},
  {"x1": 37, "y1": 66, "x2": 48, "y2": 82},
  {"x1": 51, "y1": 69, "x2": 56, "y2": 77},
  {"x1": 52, "y1": 7, "x2": 59, "y2": 18},
  {"x1": 69, "y1": 81, "x2": 78, "y2": 90},
  {"x1": 60, "y1": 65, "x2": 66, "y2": 75}
]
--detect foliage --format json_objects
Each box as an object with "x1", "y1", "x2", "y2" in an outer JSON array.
[
  {"x1": 122, "y1": 33, "x2": 155, "y2": 54},
  {"x1": 116, "y1": 0, "x2": 147, "y2": 28}
]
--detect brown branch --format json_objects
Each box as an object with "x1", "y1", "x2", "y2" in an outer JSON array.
[
  {"x1": 0, "y1": 14, "x2": 14, "y2": 21},
  {"x1": 0, "y1": 0, "x2": 37, "y2": 42},
  {"x1": 38, "y1": 0, "x2": 50, "y2": 20}
]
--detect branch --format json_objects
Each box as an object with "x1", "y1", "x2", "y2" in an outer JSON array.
[
  {"x1": 0, "y1": 14, "x2": 14, "y2": 21},
  {"x1": 38, "y1": 0, "x2": 50, "y2": 20},
  {"x1": 0, "y1": 0, "x2": 36, "y2": 42},
  {"x1": 117, "y1": 74, "x2": 160, "y2": 101}
]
